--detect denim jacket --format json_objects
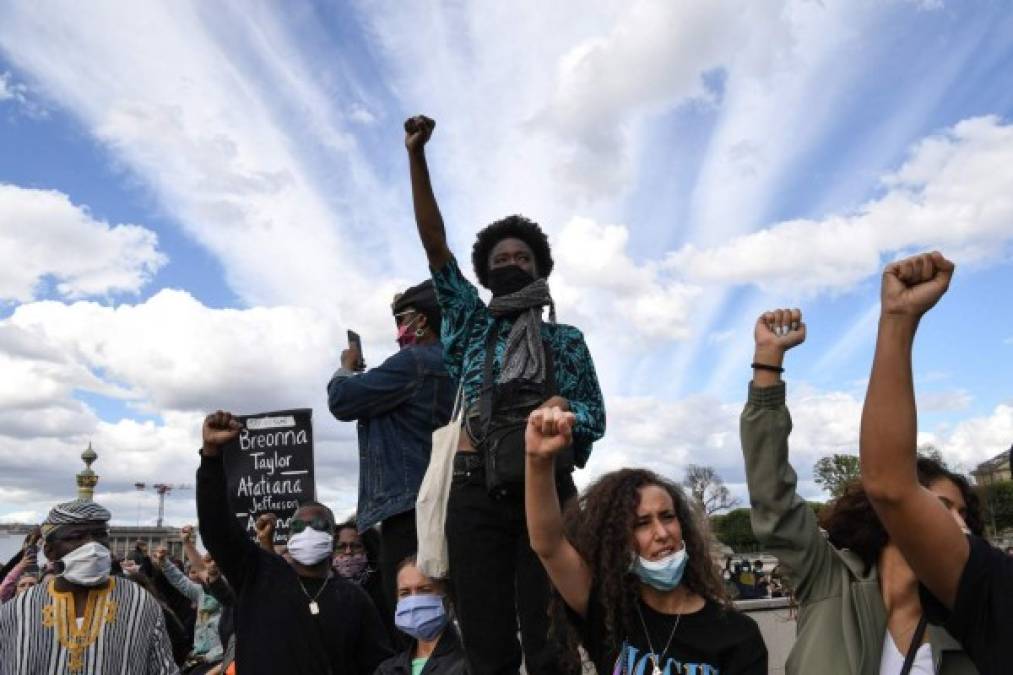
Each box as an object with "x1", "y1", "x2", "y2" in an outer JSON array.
[{"x1": 327, "y1": 343, "x2": 455, "y2": 531}]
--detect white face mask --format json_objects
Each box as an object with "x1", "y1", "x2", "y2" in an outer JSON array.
[
  {"x1": 59, "y1": 542, "x2": 112, "y2": 587},
  {"x1": 286, "y1": 528, "x2": 334, "y2": 566}
]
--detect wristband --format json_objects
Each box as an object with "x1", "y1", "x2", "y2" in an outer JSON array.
[{"x1": 751, "y1": 362, "x2": 784, "y2": 374}]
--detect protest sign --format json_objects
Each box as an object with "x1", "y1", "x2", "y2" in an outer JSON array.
[{"x1": 222, "y1": 408, "x2": 314, "y2": 544}]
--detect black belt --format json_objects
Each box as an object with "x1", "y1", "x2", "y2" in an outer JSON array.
[{"x1": 452, "y1": 452, "x2": 484, "y2": 477}]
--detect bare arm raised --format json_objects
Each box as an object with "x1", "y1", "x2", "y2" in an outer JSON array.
[
  {"x1": 405, "y1": 115, "x2": 452, "y2": 269},
  {"x1": 524, "y1": 407, "x2": 593, "y2": 616},
  {"x1": 860, "y1": 251, "x2": 967, "y2": 608}
]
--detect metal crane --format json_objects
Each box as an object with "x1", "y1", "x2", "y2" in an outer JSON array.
[{"x1": 133, "y1": 482, "x2": 192, "y2": 527}]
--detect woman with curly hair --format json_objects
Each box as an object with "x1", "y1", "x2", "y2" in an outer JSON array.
[
  {"x1": 742, "y1": 307, "x2": 979, "y2": 674},
  {"x1": 525, "y1": 407, "x2": 766, "y2": 675}
]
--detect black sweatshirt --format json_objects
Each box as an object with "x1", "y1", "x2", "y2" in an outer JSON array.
[{"x1": 197, "y1": 454, "x2": 393, "y2": 675}]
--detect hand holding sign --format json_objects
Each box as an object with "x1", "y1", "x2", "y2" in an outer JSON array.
[{"x1": 202, "y1": 411, "x2": 243, "y2": 457}]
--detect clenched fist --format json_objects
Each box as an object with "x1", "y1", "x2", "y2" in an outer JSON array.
[
  {"x1": 755, "y1": 308, "x2": 806, "y2": 358},
  {"x1": 255, "y1": 513, "x2": 277, "y2": 541},
  {"x1": 404, "y1": 115, "x2": 435, "y2": 154},
  {"x1": 201, "y1": 410, "x2": 242, "y2": 457},
  {"x1": 525, "y1": 407, "x2": 575, "y2": 462},
  {"x1": 881, "y1": 251, "x2": 954, "y2": 320}
]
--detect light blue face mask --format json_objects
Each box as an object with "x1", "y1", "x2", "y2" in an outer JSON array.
[
  {"x1": 395, "y1": 594, "x2": 449, "y2": 642},
  {"x1": 629, "y1": 542, "x2": 689, "y2": 591}
]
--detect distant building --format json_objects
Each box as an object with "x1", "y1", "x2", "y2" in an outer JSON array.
[
  {"x1": 972, "y1": 446, "x2": 1013, "y2": 486},
  {"x1": 1, "y1": 443, "x2": 185, "y2": 564}
]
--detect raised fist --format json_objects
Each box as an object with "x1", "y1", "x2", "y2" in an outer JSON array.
[
  {"x1": 201, "y1": 410, "x2": 242, "y2": 457},
  {"x1": 255, "y1": 513, "x2": 278, "y2": 540},
  {"x1": 153, "y1": 546, "x2": 169, "y2": 567},
  {"x1": 755, "y1": 308, "x2": 806, "y2": 355},
  {"x1": 180, "y1": 525, "x2": 194, "y2": 544},
  {"x1": 404, "y1": 115, "x2": 435, "y2": 153},
  {"x1": 525, "y1": 407, "x2": 575, "y2": 462},
  {"x1": 881, "y1": 251, "x2": 954, "y2": 319}
]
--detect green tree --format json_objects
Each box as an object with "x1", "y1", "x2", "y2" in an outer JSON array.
[
  {"x1": 978, "y1": 480, "x2": 1013, "y2": 535},
  {"x1": 711, "y1": 508, "x2": 758, "y2": 551},
  {"x1": 813, "y1": 453, "x2": 861, "y2": 498}
]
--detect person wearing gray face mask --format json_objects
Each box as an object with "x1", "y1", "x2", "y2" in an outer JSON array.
[{"x1": 0, "y1": 499, "x2": 179, "y2": 674}]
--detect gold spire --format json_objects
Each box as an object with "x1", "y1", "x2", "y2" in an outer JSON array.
[{"x1": 76, "y1": 442, "x2": 99, "y2": 501}]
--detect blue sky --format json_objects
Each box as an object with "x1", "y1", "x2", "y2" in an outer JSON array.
[{"x1": 0, "y1": 0, "x2": 1011, "y2": 526}]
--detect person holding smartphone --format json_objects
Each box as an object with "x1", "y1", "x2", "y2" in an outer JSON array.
[{"x1": 327, "y1": 279, "x2": 456, "y2": 628}]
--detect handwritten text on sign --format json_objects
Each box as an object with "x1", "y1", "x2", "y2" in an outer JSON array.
[{"x1": 223, "y1": 408, "x2": 315, "y2": 544}]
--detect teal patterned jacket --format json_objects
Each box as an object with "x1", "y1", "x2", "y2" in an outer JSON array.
[{"x1": 431, "y1": 258, "x2": 605, "y2": 466}]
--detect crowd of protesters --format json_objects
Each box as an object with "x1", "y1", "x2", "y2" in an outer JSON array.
[{"x1": 0, "y1": 115, "x2": 1010, "y2": 675}]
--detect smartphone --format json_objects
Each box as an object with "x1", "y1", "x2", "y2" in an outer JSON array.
[{"x1": 346, "y1": 330, "x2": 365, "y2": 372}]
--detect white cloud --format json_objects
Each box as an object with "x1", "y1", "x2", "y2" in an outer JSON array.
[
  {"x1": 917, "y1": 389, "x2": 973, "y2": 413},
  {"x1": 667, "y1": 116, "x2": 1013, "y2": 293},
  {"x1": 0, "y1": 71, "x2": 24, "y2": 101},
  {"x1": 0, "y1": 184, "x2": 166, "y2": 302},
  {"x1": 553, "y1": 218, "x2": 700, "y2": 345},
  {"x1": 922, "y1": 404, "x2": 1013, "y2": 471},
  {"x1": 4, "y1": 289, "x2": 344, "y2": 416},
  {"x1": 0, "y1": 2, "x2": 408, "y2": 332},
  {"x1": 0, "y1": 290, "x2": 376, "y2": 523},
  {"x1": 581, "y1": 383, "x2": 864, "y2": 495}
]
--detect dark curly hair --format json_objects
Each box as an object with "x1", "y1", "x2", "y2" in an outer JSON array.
[
  {"x1": 470, "y1": 215, "x2": 554, "y2": 288},
  {"x1": 820, "y1": 457, "x2": 983, "y2": 572},
  {"x1": 549, "y1": 468, "x2": 729, "y2": 673}
]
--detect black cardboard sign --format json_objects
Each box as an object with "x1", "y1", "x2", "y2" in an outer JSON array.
[{"x1": 222, "y1": 408, "x2": 315, "y2": 544}]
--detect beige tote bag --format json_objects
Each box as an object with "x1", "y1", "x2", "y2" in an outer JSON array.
[{"x1": 415, "y1": 385, "x2": 464, "y2": 579}]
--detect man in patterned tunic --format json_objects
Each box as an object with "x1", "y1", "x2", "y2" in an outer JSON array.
[
  {"x1": 0, "y1": 500, "x2": 178, "y2": 674},
  {"x1": 404, "y1": 114, "x2": 606, "y2": 675}
]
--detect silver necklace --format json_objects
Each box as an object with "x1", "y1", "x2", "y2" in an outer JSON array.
[
  {"x1": 296, "y1": 574, "x2": 331, "y2": 615},
  {"x1": 635, "y1": 600, "x2": 681, "y2": 675}
]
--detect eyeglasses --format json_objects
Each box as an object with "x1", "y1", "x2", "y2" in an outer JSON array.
[
  {"x1": 289, "y1": 517, "x2": 333, "y2": 534},
  {"x1": 336, "y1": 541, "x2": 365, "y2": 553}
]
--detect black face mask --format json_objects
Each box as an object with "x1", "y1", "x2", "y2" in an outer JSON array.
[{"x1": 487, "y1": 265, "x2": 535, "y2": 297}]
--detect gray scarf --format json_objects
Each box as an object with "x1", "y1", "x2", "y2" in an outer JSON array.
[{"x1": 487, "y1": 279, "x2": 555, "y2": 384}]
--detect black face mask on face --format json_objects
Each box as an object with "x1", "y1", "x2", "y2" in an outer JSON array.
[{"x1": 487, "y1": 265, "x2": 535, "y2": 297}]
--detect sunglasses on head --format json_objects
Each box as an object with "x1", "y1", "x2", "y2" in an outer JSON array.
[{"x1": 289, "y1": 517, "x2": 333, "y2": 534}]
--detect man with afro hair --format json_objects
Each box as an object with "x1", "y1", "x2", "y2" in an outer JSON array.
[{"x1": 404, "y1": 114, "x2": 605, "y2": 675}]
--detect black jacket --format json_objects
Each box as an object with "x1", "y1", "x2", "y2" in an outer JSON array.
[{"x1": 373, "y1": 628, "x2": 467, "y2": 675}]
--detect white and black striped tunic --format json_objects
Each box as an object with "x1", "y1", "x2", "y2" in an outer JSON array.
[{"x1": 0, "y1": 576, "x2": 178, "y2": 675}]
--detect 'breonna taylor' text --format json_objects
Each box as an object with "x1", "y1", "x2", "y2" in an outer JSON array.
[{"x1": 235, "y1": 429, "x2": 308, "y2": 496}]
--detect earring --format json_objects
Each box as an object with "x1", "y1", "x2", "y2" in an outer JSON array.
[{"x1": 414, "y1": 327, "x2": 426, "y2": 338}]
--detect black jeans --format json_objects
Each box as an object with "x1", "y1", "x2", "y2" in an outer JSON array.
[
  {"x1": 379, "y1": 509, "x2": 418, "y2": 649},
  {"x1": 379, "y1": 509, "x2": 418, "y2": 604},
  {"x1": 446, "y1": 452, "x2": 576, "y2": 675}
]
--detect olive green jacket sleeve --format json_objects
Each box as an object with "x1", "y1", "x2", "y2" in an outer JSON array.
[{"x1": 740, "y1": 382, "x2": 842, "y2": 604}]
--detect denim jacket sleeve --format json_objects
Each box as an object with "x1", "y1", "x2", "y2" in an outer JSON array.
[
  {"x1": 161, "y1": 559, "x2": 203, "y2": 604},
  {"x1": 327, "y1": 348, "x2": 421, "y2": 421},
  {"x1": 740, "y1": 382, "x2": 840, "y2": 603}
]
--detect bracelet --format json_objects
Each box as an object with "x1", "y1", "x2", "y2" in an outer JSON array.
[{"x1": 751, "y1": 362, "x2": 784, "y2": 373}]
